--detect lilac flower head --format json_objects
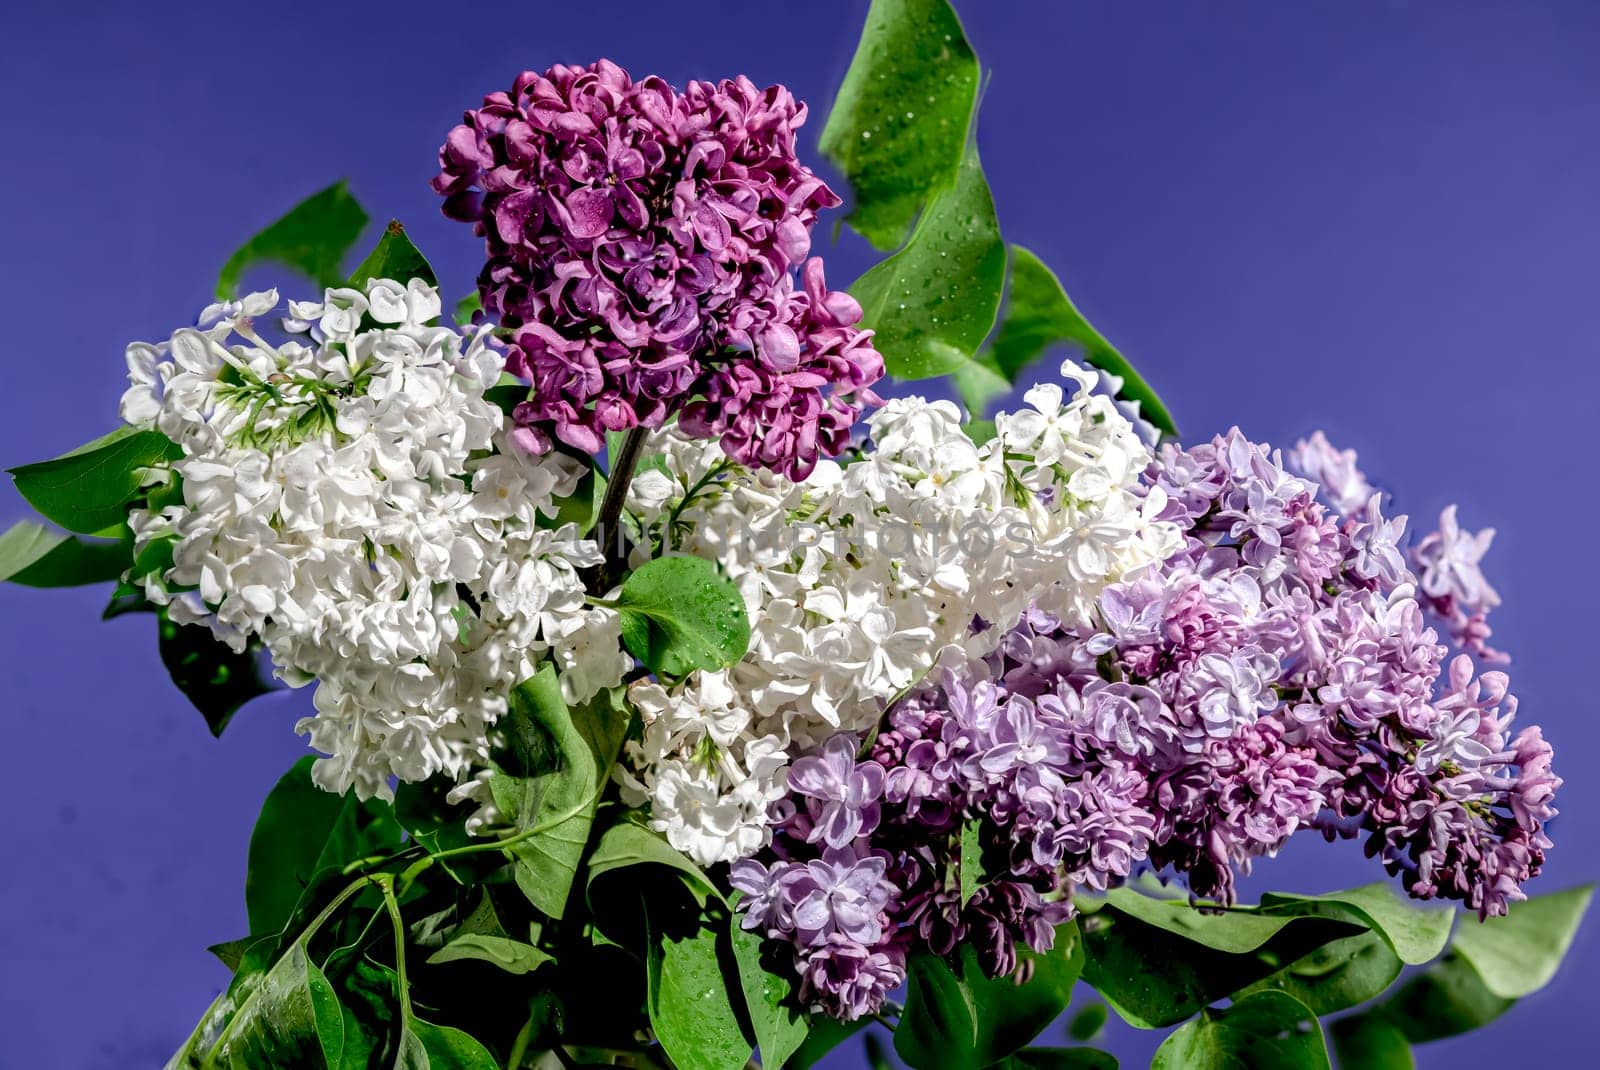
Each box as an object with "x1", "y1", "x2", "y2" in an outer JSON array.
[
  {"x1": 434, "y1": 62, "x2": 882, "y2": 477},
  {"x1": 788, "y1": 734, "x2": 886, "y2": 849},
  {"x1": 1287, "y1": 430, "x2": 1376, "y2": 518}
]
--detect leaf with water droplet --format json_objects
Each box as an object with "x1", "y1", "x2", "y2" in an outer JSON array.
[{"x1": 820, "y1": 0, "x2": 979, "y2": 250}]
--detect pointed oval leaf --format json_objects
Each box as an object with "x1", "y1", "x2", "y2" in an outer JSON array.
[
  {"x1": 850, "y1": 142, "x2": 1005, "y2": 381},
  {"x1": 615, "y1": 555, "x2": 750, "y2": 677},
  {"x1": 819, "y1": 0, "x2": 979, "y2": 250},
  {"x1": 217, "y1": 181, "x2": 369, "y2": 298},
  {"x1": 1449, "y1": 882, "x2": 1592, "y2": 998},
  {"x1": 1151, "y1": 990, "x2": 1330, "y2": 1070},
  {"x1": 0, "y1": 519, "x2": 126, "y2": 587},
  {"x1": 348, "y1": 220, "x2": 438, "y2": 289},
  {"x1": 9, "y1": 428, "x2": 180, "y2": 534}
]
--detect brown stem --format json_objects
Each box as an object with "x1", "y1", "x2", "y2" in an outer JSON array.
[{"x1": 590, "y1": 426, "x2": 651, "y2": 592}]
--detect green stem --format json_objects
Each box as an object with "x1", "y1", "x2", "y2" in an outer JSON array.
[
  {"x1": 394, "y1": 785, "x2": 609, "y2": 894},
  {"x1": 375, "y1": 874, "x2": 414, "y2": 1021}
]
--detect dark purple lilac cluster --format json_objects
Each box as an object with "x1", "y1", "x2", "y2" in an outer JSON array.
[
  {"x1": 433, "y1": 61, "x2": 882, "y2": 478},
  {"x1": 731, "y1": 428, "x2": 1560, "y2": 1023}
]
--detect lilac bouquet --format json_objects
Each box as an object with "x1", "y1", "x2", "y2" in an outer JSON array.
[{"x1": 0, "y1": 1, "x2": 1585, "y2": 1069}]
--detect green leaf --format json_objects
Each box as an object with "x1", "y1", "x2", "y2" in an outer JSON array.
[
  {"x1": 168, "y1": 933, "x2": 350, "y2": 1070},
  {"x1": 1151, "y1": 990, "x2": 1330, "y2": 1070},
  {"x1": 728, "y1": 918, "x2": 809, "y2": 1070},
  {"x1": 0, "y1": 520, "x2": 126, "y2": 587},
  {"x1": 644, "y1": 898, "x2": 752, "y2": 1070},
  {"x1": 348, "y1": 220, "x2": 438, "y2": 289},
  {"x1": 1340, "y1": 884, "x2": 1594, "y2": 1049},
  {"x1": 586, "y1": 812, "x2": 722, "y2": 905},
  {"x1": 1359, "y1": 951, "x2": 1513, "y2": 1045},
  {"x1": 1232, "y1": 884, "x2": 1452, "y2": 1016},
  {"x1": 426, "y1": 934, "x2": 551, "y2": 975},
  {"x1": 1067, "y1": 1003, "x2": 1108, "y2": 1043},
  {"x1": 396, "y1": 1018, "x2": 498, "y2": 1069},
  {"x1": 246, "y1": 757, "x2": 403, "y2": 937},
  {"x1": 966, "y1": 925, "x2": 1085, "y2": 1065},
  {"x1": 895, "y1": 951, "x2": 978, "y2": 1069},
  {"x1": 1236, "y1": 931, "x2": 1402, "y2": 1017},
  {"x1": 158, "y1": 612, "x2": 276, "y2": 736},
  {"x1": 541, "y1": 460, "x2": 606, "y2": 535},
  {"x1": 1328, "y1": 1015, "x2": 1413, "y2": 1070},
  {"x1": 958, "y1": 246, "x2": 1177, "y2": 433},
  {"x1": 959, "y1": 418, "x2": 997, "y2": 445},
  {"x1": 850, "y1": 141, "x2": 1006, "y2": 381},
  {"x1": 1256, "y1": 883, "x2": 1453, "y2": 966},
  {"x1": 614, "y1": 554, "x2": 751, "y2": 678},
  {"x1": 492, "y1": 669, "x2": 630, "y2": 919},
  {"x1": 1449, "y1": 882, "x2": 1592, "y2": 998},
  {"x1": 420, "y1": 889, "x2": 555, "y2": 980},
  {"x1": 216, "y1": 181, "x2": 369, "y2": 299},
  {"x1": 993, "y1": 1048, "x2": 1118, "y2": 1070},
  {"x1": 393, "y1": 776, "x2": 478, "y2": 884},
  {"x1": 9, "y1": 427, "x2": 180, "y2": 534},
  {"x1": 785, "y1": 1016, "x2": 869, "y2": 1070},
  {"x1": 819, "y1": 0, "x2": 980, "y2": 251},
  {"x1": 1079, "y1": 891, "x2": 1361, "y2": 1028},
  {"x1": 896, "y1": 928, "x2": 1084, "y2": 1070},
  {"x1": 453, "y1": 292, "x2": 483, "y2": 327},
  {"x1": 958, "y1": 816, "x2": 983, "y2": 908}
]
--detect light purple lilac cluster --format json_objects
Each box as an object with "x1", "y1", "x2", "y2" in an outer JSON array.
[
  {"x1": 731, "y1": 428, "x2": 1559, "y2": 1023},
  {"x1": 433, "y1": 61, "x2": 882, "y2": 478}
]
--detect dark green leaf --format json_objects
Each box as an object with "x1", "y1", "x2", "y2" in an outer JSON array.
[
  {"x1": 1067, "y1": 1003, "x2": 1107, "y2": 1043},
  {"x1": 393, "y1": 777, "x2": 478, "y2": 884},
  {"x1": 1328, "y1": 1015, "x2": 1413, "y2": 1070},
  {"x1": 542, "y1": 460, "x2": 606, "y2": 535},
  {"x1": 785, "y1": 1016, "x2": 869, "y2": 1070},
  {"x1": 217, "y1": 181, "x2": 369, "y2": 298},
  {"x1": 994, "y1": 1048, "x2": 1118, "y2": 1070},
  {"x1": 850, "y1": 142, "x2": 1006, "y2": 381},
  {"x1": 587, "y1": 812, "x2": 722, "y2": 905},
  {"x1": 426, "y1": 934, "x2": 551, "y2": 975},
  {"x1": 169, "y1": 938, "x2": 347, "y2": 1069},
  {"x1": 1151, "y1": 990, "x2": 1330, "y2": 1070},
  {"x1": 615, "y1": 555, "x2": 751, "y2": 677},
  {"x1": 644, "y1": 897, "x2": 751, "y2": 1070},
  {"x1": 958, "y1": 246, "x2": 1177, "y2": 434},
  {"x1": 1256, "y1": 883, "x2": 1453, "y2": 967},
  {"x1": 1449, "y1": 882, "x2": 1592, "y2": 998},
  {"x1": 349, "y1": 220, "x2": 438, "y2": 289},
  {"x1": 728, "y1": 918, "x2": 809, "y2": 1070},
  {"x1": 492, "y1": 670, "x2": 630, "y2": 918},
  {"x1": 895, "y1": 951, "x2": 978, "y2": 1069},
  {"x1": 862, "y1": 1032, "x2": 894, "y2": 1070},
  {"x1": 208, "y1": 937, "x2": 255, "y2": 973},
  {"x1": 396, "y1": 1017, "x2": 498, "y2": 1069},
  {"x1": 1358, "y1": 950, "x2": 1513, "y2": 1045},
  {"x1": 158, "y1": 612, "x2": 276, "y2": 736},
  {"x1": 819, "y1": 0, "x2": 980, "y2": 250},
  {"x1": 246, "y1": 757, "x2": 402, "y2": 937},
  {"x1": 966, "y1": 924, "x2": 1085, "y2": 1065},
  {"x1": 1078, "y1": 892, "x2": 1360, "y2": 1028},
  {"x1": 0, "y1": 519, "x2": 126, "y2": 587},
  {"x1": 1236, "y1": 931, "x2": 1402, "y2": 1017},
  {"x1": 9, "y1": 427, "x2": 180, "y2": 534}
]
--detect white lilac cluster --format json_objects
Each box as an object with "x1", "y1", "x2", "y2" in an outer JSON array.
[
  {"x1": 120, "y1": 280, "x2": 629, "y2": 799},
  {"x1": 617, "y1": 361, "x2": 1182, "y2": 864}
]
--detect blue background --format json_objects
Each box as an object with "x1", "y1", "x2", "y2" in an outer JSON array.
[{"x1": 2, "y1": 1, "x2": 1596, "y2": 1066}]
